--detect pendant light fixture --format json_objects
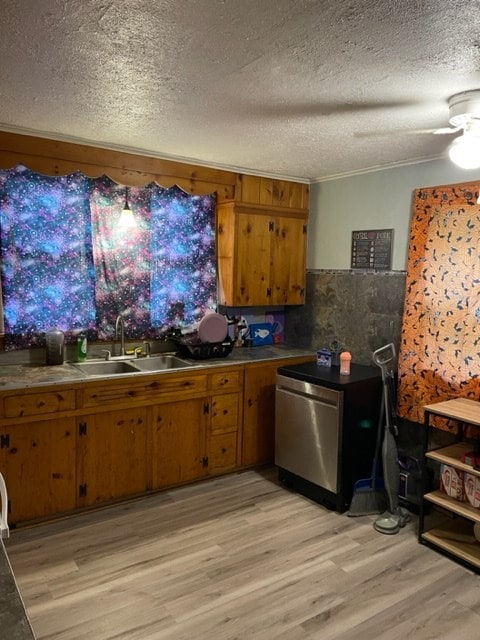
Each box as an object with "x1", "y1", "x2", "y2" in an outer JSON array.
[{"x1": 118, "y1": 186, "x2": 137, "y2": 229}]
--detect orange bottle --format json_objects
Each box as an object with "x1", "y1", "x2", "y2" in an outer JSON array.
[{"x1": 340, "y1": 351, "x2": 351, "y2": 375}]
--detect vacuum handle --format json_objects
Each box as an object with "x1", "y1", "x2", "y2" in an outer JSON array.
[{"x1": 373, "y1": 343, "x2": 396, "y2": 367}]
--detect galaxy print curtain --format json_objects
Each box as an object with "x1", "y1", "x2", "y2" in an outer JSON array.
[
  {"x1": 150, "y1": 186, "x2": 216, "y2": 327},
  {"x1": 90, "y1": 178, "x2": 153, "y2": 340},
  {"x1": 397, "y1": 184, "x2": 480, "y2": 429},
  {"x1": 0, "y1": 167, "x2": 96, "y2": 348},
  {"x1": 0, "y1": 166, "x2": 217, "y2": 349}
]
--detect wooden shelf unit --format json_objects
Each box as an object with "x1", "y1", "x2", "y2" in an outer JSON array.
[{"x1": 420, "y1": 398, "x2": 480, "y2": 572}]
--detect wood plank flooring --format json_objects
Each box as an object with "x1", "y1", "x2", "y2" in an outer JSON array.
[{"x1": 5, "y1": 467, "x2": 480, "y2": 640}]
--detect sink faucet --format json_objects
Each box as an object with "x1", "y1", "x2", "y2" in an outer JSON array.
[{"x1": 115, "y1": 315, "x2": 125, "y2": 356}]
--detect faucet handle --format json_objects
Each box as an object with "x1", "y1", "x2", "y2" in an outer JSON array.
[
  {"x1": 101, "y1": 349, "x2": 111, "y2": 361},
  {"x1": 143, "y1": 341, "x2": 151, "y2": 357}
]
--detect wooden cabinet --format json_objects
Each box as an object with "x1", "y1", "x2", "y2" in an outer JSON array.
[
  {"x1": 152, "y1": 368, "x2": 243, "y2": 487},
  {"x1": 76, "y1": 407, "x2": 149, "y2": 507},
  {"x1": 0, "y1": 357, "x2": 317, "y2": 525},
  {"x1": 152, "y1": 398, "x2": 208, "y2": 487},
  {"x1": 242, "y1": 356, "x2": 314, "y2": 467},
  {"x1": 217, "y1": 202, "x2": 308, "y2": 307},
  {"x1": 0, "y1": 417, "x2": 76, "y2": 524},
  {"x1": 420, "y1": 398, "x2": 480, "y2": 572}
]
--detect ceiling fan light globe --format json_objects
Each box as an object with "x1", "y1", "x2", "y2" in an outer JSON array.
[{"x1": 448, "y1": 135, "x2": 480, "y2": 170}]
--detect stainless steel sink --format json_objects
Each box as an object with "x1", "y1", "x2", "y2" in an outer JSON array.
[
  {"x1": 71, "y1": 360, "x2": 140, "y2": 376},
  {"x1": 70, "y1": 354, "x2": 193, "y2": 376},
  {"x1": 131, "y1": 355, "x2": 193, "y2": 371}
]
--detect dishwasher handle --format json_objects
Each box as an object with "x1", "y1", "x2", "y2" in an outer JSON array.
[{"x1": 276, "y1": 374, "x2": 342, "y2": 407}]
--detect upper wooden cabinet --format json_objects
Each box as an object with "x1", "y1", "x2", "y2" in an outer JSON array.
[
  {"x1": 217, "y1": 203, "x2": 308, "y2": 307},
  {"x1": 217, "y1": 175, "x2": 309, "y2": 307},
  {"x1": 235, "y1": 174, "x2": 309, "y2": 211}
]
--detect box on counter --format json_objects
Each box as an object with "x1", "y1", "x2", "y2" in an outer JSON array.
[
  {"x1": 249, "y1": 323, "x2": 274, "y2": 346},
  {"x1": 439, "y1": 464, "x2": 464, "y2": 501},
  {"x1": 464, "y1": 472, "x2": 480, "y2": 509},
  {"x1": 316, "y1": 348, "x2": 332, "y2": 367}
]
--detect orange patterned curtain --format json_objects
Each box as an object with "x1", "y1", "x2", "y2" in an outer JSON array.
[{"x1": 398, "y1": 183, "x2": 480, "y2": 427}]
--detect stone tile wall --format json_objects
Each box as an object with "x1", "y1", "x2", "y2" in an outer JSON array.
[
  {"x1": 284, "y1": 269, "x2": 429, "y2": 496},
  {"x1": 285, "y1": 270, "x2": 407, "y2": 366}
]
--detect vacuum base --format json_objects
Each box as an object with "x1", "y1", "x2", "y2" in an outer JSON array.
[{"x1": 373, "y1": 507, "x2": 411, "y2": 535}]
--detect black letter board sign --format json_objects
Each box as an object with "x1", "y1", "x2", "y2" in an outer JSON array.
[{"x1": 351, "y1": 229, "x2": 393, "y2": 270}]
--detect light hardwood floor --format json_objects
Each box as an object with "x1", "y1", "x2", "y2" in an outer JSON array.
[{"x1": 5, "y1": 467, "x2": 480, "y2": 640}]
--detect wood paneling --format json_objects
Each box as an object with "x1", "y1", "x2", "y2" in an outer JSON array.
[{"x1": 0, "y1": 132, "x2": 310, "y2": 206}]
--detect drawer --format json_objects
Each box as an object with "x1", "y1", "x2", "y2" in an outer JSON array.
[
  {"x1": 210, "y1": 370, "x2": 241, "y2": 392},
  {"x1": 208, "y1": 432, "x2": 238, "y2": 472},
  {"x1": 210, "y1": 393, "x2": 239, "y2": 434},
  {"x1": 4, "y1": 390, "x2": 75, "y2": 418},
  {"x1": 81, "y1": 373, "x2": 208, "y2": 409}
]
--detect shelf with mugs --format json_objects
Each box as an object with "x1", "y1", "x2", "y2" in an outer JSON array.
[{"x1": 420, "y1": 397, "x2": 480, "y2": 572}]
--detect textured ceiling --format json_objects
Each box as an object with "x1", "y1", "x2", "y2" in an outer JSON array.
[{"x1": 1, "y1": 0, "x2": 480, "y2": 181}]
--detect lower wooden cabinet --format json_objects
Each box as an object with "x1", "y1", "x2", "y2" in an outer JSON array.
[
  {"x1": 76, "y1": 407, "x2": 149, "y2": 507},
  {"x1": 0, "y1": 358, "x2": 314, "y2": 525},
  {"x1": 152, "y1": 388, "x2": 242, "y2": 487},
  {"x1": 209, "y1": 392, "x2": 241, "y2": 474},
  {"x1": 0, "y1": 418, "x2": 76, "y2": 523},
  {"x1": 152, "y1": 398, "x2": 208, "y2": 488}
]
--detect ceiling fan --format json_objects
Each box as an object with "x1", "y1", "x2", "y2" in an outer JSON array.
[
  {"x1": 356, "y1": 90, "x2": 480, "y2": 169},
  {"x1": 435, "y1": 90, "x2": 480, "y2": 169}
]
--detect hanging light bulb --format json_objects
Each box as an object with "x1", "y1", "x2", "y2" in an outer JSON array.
[{"x1": 118, "y1": 186, "x2": 137, "y2": 229}]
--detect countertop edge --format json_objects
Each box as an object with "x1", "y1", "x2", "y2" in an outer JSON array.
[{"x1": 0, "y1": 346, "x2": 315, "y2": 391}]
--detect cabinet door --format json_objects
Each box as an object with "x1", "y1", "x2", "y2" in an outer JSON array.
[
  {"x1": 271, "y1": 216, "x2": 306, "y2": 305},
  {"x1": 210, "y1": 392, "x2": 239, "y2": 435},
  {"x1": 76, "y1": 408, "x2": 148, "y2": 507},
  {"x1": 0, "y1": 418, "x2": 76, "y2": 524},
  {"x1": 235, "y1": 212, "x2": 273, "y2": 306},
  {"x1": 242, "y1": 362, "x2": 279, "y2": 466},
  {"x1": 208, "y1": 392, "x2": 240, "y2": 474},
  {"x1": 208, "y1": 432, "x2": 238, "y2": 474},
  {"x1": 152, "y1": 398, "x2": 208, "y2": 488}
]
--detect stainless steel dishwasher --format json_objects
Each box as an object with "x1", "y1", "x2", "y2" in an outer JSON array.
[
  {"x1": 275, "y1": 361, "x2": 381, "y2": 512},
  {"x1": 275, "y1": 374, "x2": 343, "y2": 495}
]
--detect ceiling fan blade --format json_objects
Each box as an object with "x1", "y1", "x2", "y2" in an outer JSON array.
[
  {"x1": 236, "y1": 99, "x2": 417, "y2": 119},
  {"x1": 354, "y1": 126, "x2": 460, "y2": 139},
  {"x1": 433, "y1": 126, "x2": 461, "y2": 135}
]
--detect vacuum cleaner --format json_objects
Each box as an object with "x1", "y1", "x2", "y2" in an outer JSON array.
[{"x1": 372, "y1": 343, "x2": 411, "y2": 535}]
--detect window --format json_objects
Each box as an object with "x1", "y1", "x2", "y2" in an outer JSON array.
[{"x1": 0, "y1": 166, "x2": 217, "y2": 349}]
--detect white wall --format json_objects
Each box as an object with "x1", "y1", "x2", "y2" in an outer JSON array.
[{"x1": 308, "y1": 157, "x2": 480, "y2": 271}]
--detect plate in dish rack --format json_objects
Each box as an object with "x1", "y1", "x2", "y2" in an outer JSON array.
[{"x1": 198, "y1": 313, "x2": 228, "y2": 343}]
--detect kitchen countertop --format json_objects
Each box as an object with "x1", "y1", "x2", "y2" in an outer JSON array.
[
  {"x1": 0, "y1": 345, "x2": 314, "y2": 390},
  {"x1": 1, "y1": 539, "x2": 35, "y2": 639}
]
